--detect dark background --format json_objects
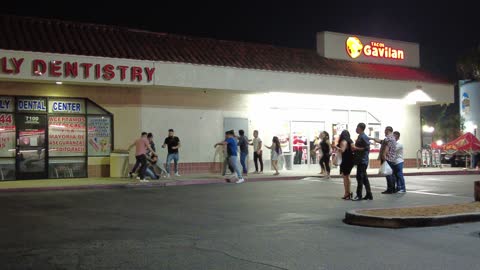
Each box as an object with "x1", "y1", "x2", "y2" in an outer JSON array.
[
  {"x1": 2, "y1": 1, "x2": 478, "y2": 80},
  {"x1": 2, "y1": 1, "x2": 478, "y2": 129}
]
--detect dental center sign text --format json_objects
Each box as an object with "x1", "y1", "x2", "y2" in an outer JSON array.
[{"x1": 346, "y1": 36, "x2": 405, "y2": 60}]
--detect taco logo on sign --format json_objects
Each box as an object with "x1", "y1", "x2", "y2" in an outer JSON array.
[{"x1": 346, "y1": 37, "x2": 405, "y2": 60}]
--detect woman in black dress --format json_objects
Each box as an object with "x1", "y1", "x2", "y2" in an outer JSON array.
[{"x1": 337, "y1": 130, "x2": 355, "y2": 200}]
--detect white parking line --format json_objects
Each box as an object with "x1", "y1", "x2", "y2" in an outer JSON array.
[{"x1": 300, "y1": 178, "x2": 471, "y2": 198}]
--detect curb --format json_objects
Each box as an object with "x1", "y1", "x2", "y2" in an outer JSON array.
[
  {"x1": 0, "y1": 170, "x2": 477, "y2": 193},
  {"x1": 0, "y1": 176, "x2": 305, "y2": 193},
  {"x1": 344, "y1": 208, "x2": 480, "y2": 228}
]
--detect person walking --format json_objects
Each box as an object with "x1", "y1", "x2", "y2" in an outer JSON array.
[
  {"x1": 214, "y1": 130, "x2": 245, "y2": 184},
  {"x1": 238, "y1": 129, "x2": 249, "y2": 175},
  {"x1": 162, "y1": 129, "x2": 181, "y2": 177},
  {"x1": 317, "y1": 131, "x2": 332, "y2": 179},
  {"x1": 250, "y1": 130, "x2": 263, "y2": 174},
  {"x1": 128, "y1": 132, "x2": 156, "y2": 182},
  {"x1": 218, "y1": 132, "x2": 234, "y2": 176},
  {"x1": 266, "y1": 136, "x2": 282, "y2": 175},
  {"x1": 353, "y1": 123, "x2": 373, "y2": 201},
  {"x1": 371, "y1": 126, "x2": 397, "y2": 194},
  {"x1": 393, "y1": 131, "x2": 407, "y2": 193},
  {"x1": 336, "y1": 130, "x2": 355, "y2": 200}
]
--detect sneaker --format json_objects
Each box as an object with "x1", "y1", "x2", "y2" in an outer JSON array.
[
  {"x1": 236, "y1": 178, "x2": 245, "y2": 184},
  {"x1": 136, "y1": 176, "x2": 141, "y2": 180},
  {"x1": 175, "y1": 172, "x2": 181, "y2": 177},
  {"x1": 140, "y1": 179, "x2": 149, "y2": 183},
  {"x1": 166, "y1": 173, "x2": 171, "y2": 178},
  {"x1": 381, "y1": 190, "x2": 393, "y2": 194},
  {"x1": 398, "y1": 190, "x2": 406, "y2": 193}
]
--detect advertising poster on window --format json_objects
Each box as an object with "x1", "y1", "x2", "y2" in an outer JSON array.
[
  {"x1": 367, "y1": 123, "x2": 382, "y2": 152},
  {"x1": 87, "y1": 116, "x2": 112, "y2": 156},
  {"x1": 0, "y1": 113, "x2": 15, "y2": 157},
  {"x1": 272, "y1": 121, "x2": 290, "y2": 153},
  {"x1": 48, "y1": 116, "x2": 86, "y2": 156},
  {"x1": 332, "y1": 123, "x2": 348, "y2": 147}
]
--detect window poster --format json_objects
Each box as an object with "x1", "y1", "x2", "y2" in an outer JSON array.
[
  {"x1": 48, "y1": 116, "x2": 86, "y2": 157},
  {"x1": 0, "y1": 113, "x2": 15, "y2": 157},
  {"x1": 87, "y1": 116, "x2": 112, "y2": 156}
]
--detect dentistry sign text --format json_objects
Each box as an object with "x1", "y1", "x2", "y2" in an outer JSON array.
[{"x1": 0, "y1": 49, "x2": 155, "y2": 85}]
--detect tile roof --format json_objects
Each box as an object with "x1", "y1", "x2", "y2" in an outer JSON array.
[{"x1": 0, "y1": 15, "x2": 450, "y2": 84}]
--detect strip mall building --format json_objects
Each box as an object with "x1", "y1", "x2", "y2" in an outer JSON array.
[{"x1": 0, "y1": 15, "x2": 453, "y2": 180}]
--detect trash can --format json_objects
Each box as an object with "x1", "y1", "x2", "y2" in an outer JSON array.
[
  {"x1": 283, "y1": 153, "x2": 293, "y2": 170},
  {"x1": 110, "y1": 150, "x2": 130, "y2": 177}
]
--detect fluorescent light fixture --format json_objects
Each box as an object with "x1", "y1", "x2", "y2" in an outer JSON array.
[
  {"x1": 55, "y1": 81, "x2": 63, "y2": 85},
  {"x1": 422, "y1": 125, "x2": 434, "y2": 133},
  {"x1": 436, "y1": 140, "x2": 443, "y2": 146},
  {"x1": 404, "y1": 87, "x2": 434, "y2": 104}
]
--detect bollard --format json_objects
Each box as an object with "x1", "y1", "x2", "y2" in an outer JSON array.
[{"x1": 475, "y1": 181, "x2": 480, "y2": 202}]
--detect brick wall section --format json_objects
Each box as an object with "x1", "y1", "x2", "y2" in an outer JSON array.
[{"x1": 368, "y1": 159, "x2": 417, "y2": 168}]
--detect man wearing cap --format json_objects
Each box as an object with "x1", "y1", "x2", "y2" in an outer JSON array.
[{"x1": 162, "y1": 129, "x2": 181, "y2": 177}]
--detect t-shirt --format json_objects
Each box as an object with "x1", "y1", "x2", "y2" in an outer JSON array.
[
  {"x1": 383, "y1": 134, "x2": 397, "y2": 162},
  {"x1": 135, "y1": 137, "x2": 150, "y2": 156},
  {"x1": 164, "y1": 136, "x2": 180, "y2": 154},
  {"x1": 394, "y1": 142, "x2": 404, "y2": 165},
  {"x1": 355, "y1": 133, "x2": 370, "y2": 165},
  {"x1": 226, "y1": 137, "x2": 238, "y2": 157},
  {"x1": 238, "y1": 135, "x2": 249, "y2": 154},
  {"x1": 253, "y1": 137, "x2": 262, "y2": 152}
]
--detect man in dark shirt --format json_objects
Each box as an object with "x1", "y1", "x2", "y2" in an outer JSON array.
[
  {"x1": 353, "y1": 123, "x2": 373, "y2": 201},
  {"x1": 238, "y1": 129, "x2": 249, "y2": 174},
  {"x1": 162, "y1": 129, "x2": 181, "y2": 177}
]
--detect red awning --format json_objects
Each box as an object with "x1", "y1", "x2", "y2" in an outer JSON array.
[{"x1": 442, "y1": 132, "x2": 480, "y2": 153}]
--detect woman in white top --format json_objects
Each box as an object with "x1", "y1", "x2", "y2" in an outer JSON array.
[{"x1": 266, "y1": 136, "x2": 282, "y2": 175}]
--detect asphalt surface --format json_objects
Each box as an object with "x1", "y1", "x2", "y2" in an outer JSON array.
[{"x1": 0, "y1": 175, "x2": 479, "y2": 270}]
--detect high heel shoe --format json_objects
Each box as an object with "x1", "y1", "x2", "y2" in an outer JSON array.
[{"x1": 341, "y1": 192, "x2": 353, "y2": 200}]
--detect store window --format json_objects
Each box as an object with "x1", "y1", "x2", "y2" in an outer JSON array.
[
  {"x1": 0, "y1": 97, "x2": 16, "y2": 180},
  {"x1": 0, "y1": 96, "x2": 112, "y2": 180}
]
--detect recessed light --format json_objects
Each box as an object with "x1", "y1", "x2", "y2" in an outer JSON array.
[{"x1": 55, "y1": 81, "x2": 63, "y2": 85}]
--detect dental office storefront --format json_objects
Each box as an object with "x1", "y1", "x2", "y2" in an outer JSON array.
[{"x1": 0, "y1": 15, "x2": 454, "y2": 179}]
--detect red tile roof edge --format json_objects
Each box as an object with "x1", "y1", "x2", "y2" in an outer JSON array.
[{"x1": 0, "y1": 14, "x2": 452, "y2": 85}]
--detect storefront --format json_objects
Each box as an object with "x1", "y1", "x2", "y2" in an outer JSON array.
[
  {"x1": 0, "y1": 15, "x2": 454, "y2": 178},
  {"x1": 0, "y1": 96, "x2": 112, "y2": 180}
]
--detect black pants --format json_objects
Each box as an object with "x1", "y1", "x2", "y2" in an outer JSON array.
[
  {"x1": 320, "y1": 155, "x2": 331, "y2": 174},
  {"x1": 135, "y1": 154, "x2": 148, "y2": 179},
  {"x1": 253, "y1": 151, "x2": 263, "y2": 172},
  {"x1": 356, "y1": 164, "x2": 371, "y2": 197},
  {"x1": 294, "y1": 150, "x2": 302, "y2": 164}
]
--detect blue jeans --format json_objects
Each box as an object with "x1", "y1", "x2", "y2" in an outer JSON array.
[
  {"x1": 166, "y1": 153, "x2": 179, "y2": 174},
  {"x1": 240, "y1": 152, "x2": 248, "y2": 173},
  {"x1": 228, "y1": 155, "x2": 243, "y2": 179},
  {"x1": 393, "y1": 162, "x2": 406, "y2": 191},
  {"x1": 145, "y1": 167, "x2": 159, "y2": 179}
]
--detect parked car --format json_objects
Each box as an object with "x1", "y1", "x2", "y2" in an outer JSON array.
[{"x1": 441, "y1": 153, "x2": 470, "y2": 167}]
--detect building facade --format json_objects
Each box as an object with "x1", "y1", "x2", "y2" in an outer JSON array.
[{"x1": 0, "y1": 15, "x2": 454, "y2": 180}]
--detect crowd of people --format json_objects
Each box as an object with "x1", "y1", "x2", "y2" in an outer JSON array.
[
  {"x1": 128, "y1": 129, "x2": 181, "y2": 182},
  {"x1": 127, "y1": 123, "x2": 407, "y2": 197}
]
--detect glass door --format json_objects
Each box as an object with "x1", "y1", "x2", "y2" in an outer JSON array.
[
  {"x1": 16, "y1": 114, "x2": 47, "y2": 180},
  {"x1": 291, "y1": 121, "x2": 325, "y2": 168}
]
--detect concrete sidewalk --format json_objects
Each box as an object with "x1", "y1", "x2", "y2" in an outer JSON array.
[{"x1": 0, "y1": 166, "x2": 478, "y2": 192}]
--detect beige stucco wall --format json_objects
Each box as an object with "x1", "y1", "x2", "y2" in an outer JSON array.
[{"x1": 0, "y1": 80, "x2": 424, "y2": 165}]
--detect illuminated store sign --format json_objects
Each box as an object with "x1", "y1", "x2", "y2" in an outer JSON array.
[{"x1": 346, "y1": 36, "x2": 405, "y2": 60}]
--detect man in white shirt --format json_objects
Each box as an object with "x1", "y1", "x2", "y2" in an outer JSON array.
[
  {"x1": 250, "y1": 130, "x2": 263, "y2": 173},
  {"x1": 393, "y1": 131, "x2": 406, "y2": 193}
]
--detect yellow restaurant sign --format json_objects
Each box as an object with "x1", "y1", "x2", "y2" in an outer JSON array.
[{"x1": 346, "y1": 36, "x2": 405, "y2": 60}]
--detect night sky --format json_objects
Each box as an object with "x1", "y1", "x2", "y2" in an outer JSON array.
[{"x1": 2, "y1": 1, "x2": 479, "y2": 80}]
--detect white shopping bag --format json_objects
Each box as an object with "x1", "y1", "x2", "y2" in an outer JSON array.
[{"x1": 379, "y1": 162, "x2": 393, "y2": 176}]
